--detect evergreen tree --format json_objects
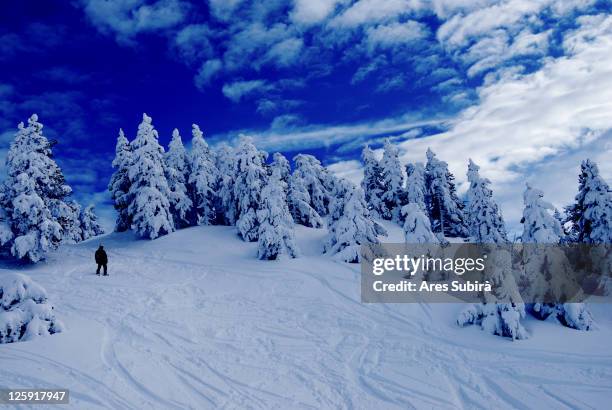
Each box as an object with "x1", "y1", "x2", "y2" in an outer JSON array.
[
  {"x1": 0, "y1": 207, "x2": 13, "y2": 247},
  {"x1": 287, "y1": 172, "x2": 324, "y2": 228},
  {"x1": 291, "y1": 154, "x2": 334, "y2": 217},
  {"x1": 165, "y1": 129, "x2": 192, "y2": 228},
  {"x1": 457, "y1": 249, "x2": 528, "y2": 340},
  {"x1": 425, "y1": 148, "x2": 469, "y2": 238},
  {"x1": 79, "y1": 205, "x2": 105, "y2": 240},
  {"x1": 7, "y1": 173, "x2": 61, "y2": 262},
  {"x1": 405, "y1": 162, "x2": 427, "y2": 212},
  {"x1": 215, "y1": 144, "x2": 238, "y2": 225},
  {"x1": 234, "y1": 138, "x2": 268, "y2": 242},
  {"x1": 457, "y1": 162, "x2": 526, "y2": 340},
  {"x1": 127, "y1": 113, "x2": 174, "y2": 239},
  {"x1": 53, "y1": 200, "x2": 82, "y2": 244},
  {"x1": 521, "y1": 183, "x2": 593, "y2": 331},
  {"x1": 188, "y1": 124, "x2": 218, "y2": 226},
  {"x1": 325, "y1": 185, "x2": 380, "y2": 263},
  {"x1": 401, "y1": 204, "x2": 439, "y2": 244},
  {"x1": 108, "y1": 129, "x2": 132, "y2": 232},
  {"x1": 257, "y1": 168, "x2": 299, "y2": 260},
  {"x1": 465, "y1": 159, "x2": 508, "y2": 243},
  {"x1": 1, "y1": 115, "x2": 71, "y2": 260},
  {"x1": 270, "y1": 152, "x2": 291, "y2": 185},
  {"x1": 565, "y1": 159, "x2": 612, "y2": 244},
  {"x1": 361, "y1": 145, "x2": 384, "y2": 218},
  {"x1": 379, "y1": 139, "x2": 404, "y2": 221}
]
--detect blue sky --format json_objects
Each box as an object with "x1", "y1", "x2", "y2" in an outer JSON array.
[{"x1": 1, "y1": 0, "x2": 611, "y2": 232}]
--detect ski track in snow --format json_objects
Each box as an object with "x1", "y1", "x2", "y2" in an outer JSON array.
[{"x1": 1, "y1": 224, "x2": 611, "y2": 409}]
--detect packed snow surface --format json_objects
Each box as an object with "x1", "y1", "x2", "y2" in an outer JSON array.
[{"x1": 1, "y1": 223, "x2": 611, "y2": 409}]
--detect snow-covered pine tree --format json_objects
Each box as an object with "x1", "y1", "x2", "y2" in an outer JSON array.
[
  {"x1": 465, "y1": 159, "x2": 508, "y2": 243},
  {"x1": 79, "y1": 204, "x2": 105, "y2": 240},
  {"x1": 257, "y1": 168, "x2": 299, "y2": 260},
  {"x1": 6, "y1": 173, "x2": 62, "y2": 262},
  {"x1": 325, "y1": 185, "x2": 380, "y2": 263},
  {"x1": 0, "y1": 207, "x2": 13, "y2": 247},
  {"x1": 1, "y1": 116, "x2": 71, "y2": 261},
  {"x1": 565, "y1": 159, "x2": 612, "y2": 244},
  {"x1": 457, "y1": 162, "x2": 525, "y2": 340},
  {"x1": 521, "y1": 183, "x2": 593, "y2": 330},
  {"x1": 425, "y1": 148, "x2": 469, "y2": 238},
  {"x1": 215, "y1": 144, "x2": 237, "y2": 225},
  {"x1": 401, "y1": 203, "x2": 439, "y2": 244},
  {"x1": 0, "y1": 273, "x2": 64, "y2": 344},
  {"x1": 291, "y1": 154, "x2": 334, "y2": 217},
  {"x1": 405, "y1": 162, "x2": 427, "y2": 212},
  {"x1": 165, "y1": 129, "x2": 193, "y2": 228},
  {"x1": 108, "y1": 129, "x2": 133, "y2": 232},
  {"x1": 270, "y1": 152, "x2": 291, "y2": 185},
  {"x1": 234, "y1": 137, "x2": 268, "y2": 242},
  {"x1": 53, "y1": 200, "x2": 82, "y2": 244},
  {"x1": 379, "y1": 139, "x2": 404, "y2": 222},
  {"x1": 361, "y1": 145, "x2": 384, "y2": 218},
  {"x1": 127, "y1": 113, "x2": 174, "y2": 240},
  {"x1": 287, "y1": 172, "x2": 324, "y2": 228},
  {"x1": 457, "y1": 249, "x2": 528, "y2": 340},
  {"x1": 188, "y1": 124, "x2": 218, "y2": 226}
]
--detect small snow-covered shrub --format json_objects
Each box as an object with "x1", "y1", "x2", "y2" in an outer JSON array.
[{"x1": 0, "y1": 272, "x2": 64, "y2": 344}]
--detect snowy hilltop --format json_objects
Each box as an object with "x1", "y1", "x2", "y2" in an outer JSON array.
[{"x1": 1, "y1": 113, "x2": 611, "y2": 408}]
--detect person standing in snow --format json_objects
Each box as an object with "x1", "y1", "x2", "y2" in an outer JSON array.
[{"x1": 95, "y1": 245, "x2": 108, "y2": 276}]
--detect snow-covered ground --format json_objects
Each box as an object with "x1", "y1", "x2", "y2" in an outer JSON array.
[{"x1": 1, "y1": 223, "x2": 612, "y2": 409}]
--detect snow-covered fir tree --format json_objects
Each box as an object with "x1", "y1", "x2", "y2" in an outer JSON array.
[
  {"x1": 215, "y1": 144, "x2": 237, "y2": 225},
  {"x1": 405, "y1": 162, "x2": 427, "y2": 212},
  {"x1": 188, "y1": 124, "x2": 218, "y2": 226},
  {"x1": 457, "y1": 163, "x2": 525, "y2": 340},
  {"x1": 0, "y1": 273, "x2": 64, "y2": 344},
  {"x1": 565, "y1": 159, "x2": 612, "y2": 244},
  {"x1": 465, "y1": 159, "x2": 508, "y2": 243},
  {"x1": 165, "y1": 129, "x2": 193, "y2": 228},
  {"x1": 79, "y1": 204, "x2": 105, "y2": 240},
  {"x1": 1, "y1": 115, "x2": 74, "y2": 261},
  {"x1": 0, "y1": 207, "x2": 13, "y2": 246},
  {"x1": 270, "y1": 152, "x2": 291, "y2": 185},
  {"x1": 257, "y1": 168, "x2": 299, "y2": 260},
  {"x1": 379, "y1": 139, "x2": 404, "y2": 221},
  {"x1": 127, "y1": 113, "x2": 174, "y2": 240},
  {"x1": 291, "y1": 154, "x2": 335, "y2": 217},
  {"x1": 457, "y1": 249, "x2": 528, "y2": 340},
  {"x1": 287, "y1": 172, "x2": 324, "y2": 228},
  {"x1": 401, "y1": 203, "x2": 439, "y2": 244},
  {"x1": 234, "y1": 138, "x2": 268, "y2": 242},
  {"x1": 53, "y1": 200, "x2": 82, "y2": 244},
  {"x1": 325, "y1": 185, "x2": 380, "y2": 263},
  {"x1": 521, "y1": 183, "x2": 593, "y2": 331},
  {"x1": 425, "y1": 148, "x2": 469, "y2": 238},
  {"x1": 108, "y1": 129, "x2": 132, "y2": 232},
  {"x1": 361, "y1": 145, "x2": 384, "y2": 218},
  {"x1": 4, "y1": 173, "x2": 62, "y2": 262}
]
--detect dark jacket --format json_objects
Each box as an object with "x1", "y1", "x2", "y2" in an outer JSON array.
[{"x1": 95, "y1": 247, "x2": 108, "y2": 265}]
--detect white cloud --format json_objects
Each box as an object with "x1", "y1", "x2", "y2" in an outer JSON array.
[
  {"x1": 331, "y1": 0, "x2": 423, "y2": 28},
  {"x1": 195, "y1": 59, "x2": 223, "y2": 89},
  {"x1": 366, "y1": 20, "x2": 429, "y2": 51},
  {"x1": 217, "y1": 115, "x2": 447, "y2": 151},
  {"x1": 79, "y1": 0, "x2": 188, "y2": 43},
  {"x1": 221, "y1": 80, "x2": 273, "y2": 102},
  {"x1": 264, "y1": 37, "x2": 304, "y2": 67},
  {"x1": 290, "y1": 0, "x2": 345, "y2": 25},
  {"x1": 208, "y1": 0, "x2": 244, "y2": 21}
]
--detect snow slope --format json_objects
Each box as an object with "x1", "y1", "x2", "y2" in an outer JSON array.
[{"x1": 1, "y1": 223, "x2": 612, "y2": 409}]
